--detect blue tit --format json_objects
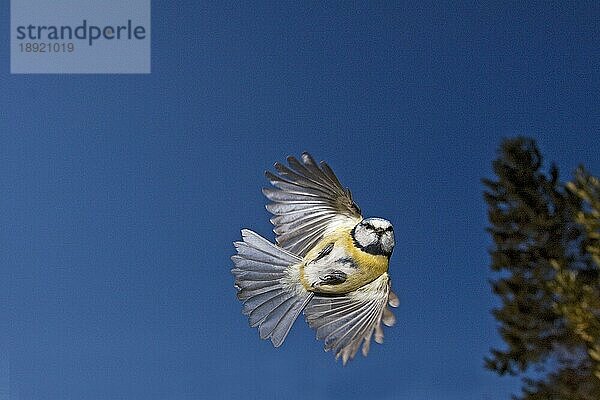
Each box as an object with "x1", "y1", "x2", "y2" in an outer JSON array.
[{"x1": 231, "y1": 152, "x2": 399, "y2": 365}]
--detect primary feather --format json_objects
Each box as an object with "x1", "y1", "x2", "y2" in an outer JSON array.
[
  {"x1": 264, "y1": 152, "x2": 362, "y2": 257},
  {"x1": 304, "y1": 273, "x2": 397, "y2": 365}
]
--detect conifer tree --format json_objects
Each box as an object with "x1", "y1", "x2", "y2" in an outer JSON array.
[{"x1": 483, "y1": 137, "x2": 600, "y2": 399}]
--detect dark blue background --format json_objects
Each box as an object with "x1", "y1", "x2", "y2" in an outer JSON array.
[{"x1": 2, "y1": 2, "x2": 599, "y2": 399}]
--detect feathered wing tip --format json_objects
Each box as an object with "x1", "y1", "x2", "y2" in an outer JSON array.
[
  {"x1": 304, "y1": 274, "x2": 398, "y2": 365},
  {"x1": 263, "y1": 152, "x2": 363, "y2": 257},
  {"x1": 382, "y1": 290, "x2": 399, "y2": 327},
  {"x1": 231, "y1": 229, "x2": 313, "y2": 347}
]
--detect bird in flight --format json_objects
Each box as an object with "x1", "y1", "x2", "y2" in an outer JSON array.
[{"x1": 231, "y1": 152, "x2": 398, "y2": 364}]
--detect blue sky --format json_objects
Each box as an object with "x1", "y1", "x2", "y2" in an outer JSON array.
[{"x1": 1, "y1": 2, "x2": 599, "y2": 399}]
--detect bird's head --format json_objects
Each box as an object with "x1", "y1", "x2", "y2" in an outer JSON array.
[{"x1": 351, "y1": 217, "x2": 395, "y2": 257}]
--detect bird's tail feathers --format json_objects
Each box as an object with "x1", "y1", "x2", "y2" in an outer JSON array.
[{"x1": 232, "y1": 229, "x2": 313, "y2": 347}]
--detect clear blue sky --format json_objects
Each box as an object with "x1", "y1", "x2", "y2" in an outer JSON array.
[{"x1": 1, "y1": 2, "x2": 599, "y2": 399}]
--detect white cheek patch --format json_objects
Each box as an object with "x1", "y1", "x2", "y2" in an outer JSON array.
[
  {"x1": 380, "y1": 232, "x2": 395, "y2": 253},
  {"x1": 354, "y1": 227, "x2": 377, "y2": 247}
]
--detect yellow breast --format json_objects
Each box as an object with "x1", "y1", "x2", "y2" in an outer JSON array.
[
  {"x1": 342, "y1": 232, "x2": 389, "y2": 285},
  {"x1": 300, "y1": 227, "x2": 389, "y2": 294}
]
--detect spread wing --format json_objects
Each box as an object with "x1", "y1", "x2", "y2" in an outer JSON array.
[
  {"x1": 263, "y1": 152, "x2": 362, "y2": 257},
  {"x1": 304, "y1": 273, "x2": 398, "y2": 365}
]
